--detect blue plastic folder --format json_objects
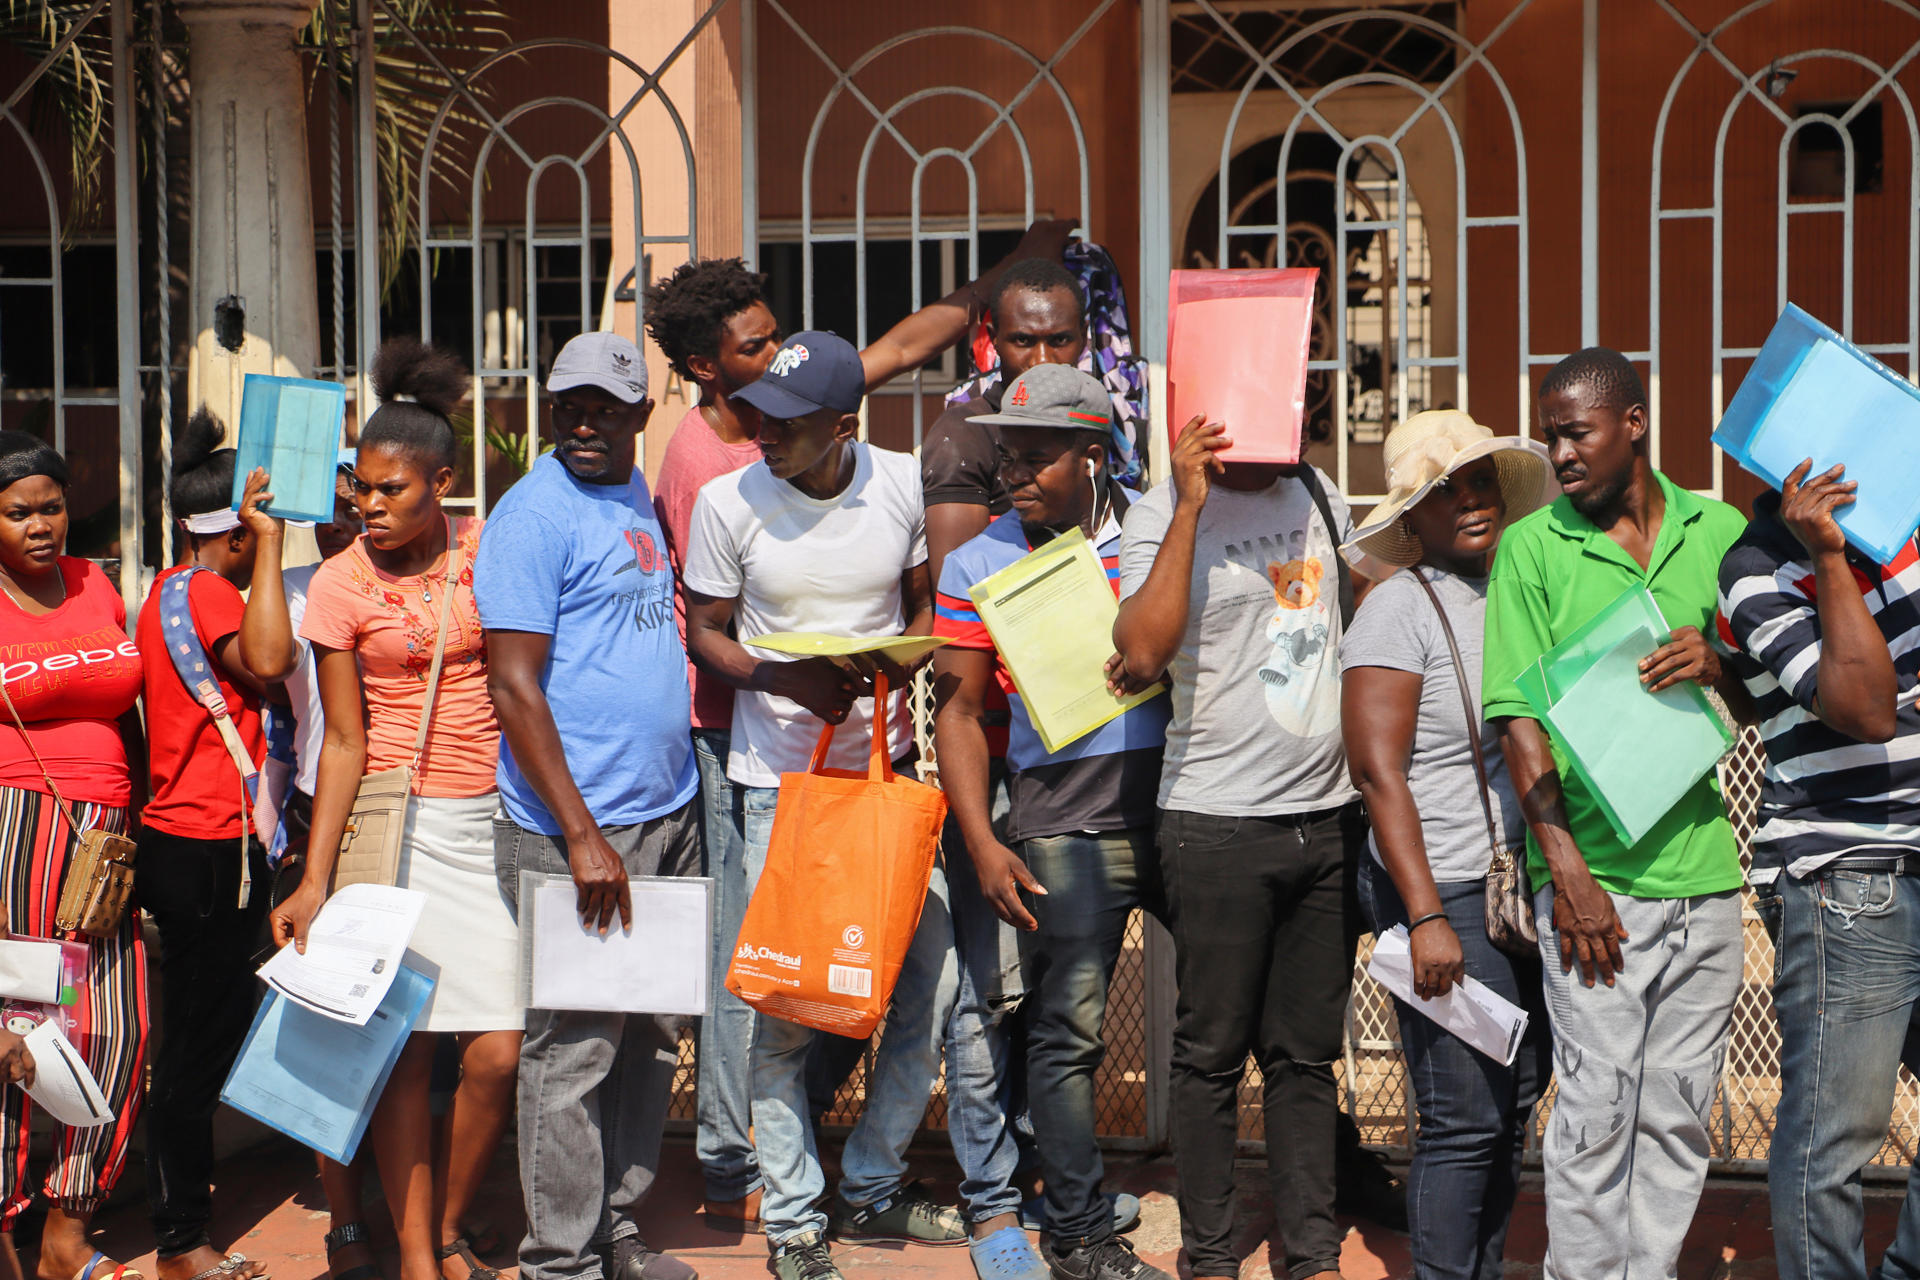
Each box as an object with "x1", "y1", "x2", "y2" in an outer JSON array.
[
  {"x1": 1713, "y1": 304, "x2": 1920, "y2": 564},
  {"x1": 219, "y1": 964, "x2": 432, "y2": 1164},
  {"x1": 229, "y1": 374, "x2": 349, "y2": 523},
  {"x1": 1514, "y1": 586, "x2": 1733, "y2": 849}
]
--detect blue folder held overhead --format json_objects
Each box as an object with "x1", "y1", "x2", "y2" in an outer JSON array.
[
  {"x1": 229, "y1": 374, "x2": 349, "y2": 524},
  {"x1": 219, "y1": 963, "x2": 432, "y2": 1164},
  {"x1": 1713, "y1": 304, "x2": 1920, "y2": 564}
]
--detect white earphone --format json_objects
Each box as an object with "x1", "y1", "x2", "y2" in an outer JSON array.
[{"x1": 1086, "y1": 458, "x2": 1097, "y2": 478}]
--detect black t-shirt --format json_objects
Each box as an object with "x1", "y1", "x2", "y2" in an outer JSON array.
[{"x1": 920, "y1": 382, "x2": 1010, "y2": 513}]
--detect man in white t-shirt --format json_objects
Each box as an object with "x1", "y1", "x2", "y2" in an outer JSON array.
[{"x1": 682, "y1": 331, "x2": 963, "y2": 1280}]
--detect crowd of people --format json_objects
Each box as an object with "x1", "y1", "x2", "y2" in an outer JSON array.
[{"x1": 0, "y1": 231, "x2": 1914, "y2": 1280}]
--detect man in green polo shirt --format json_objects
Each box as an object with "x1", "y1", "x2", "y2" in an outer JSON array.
[{"x1": 1483, "y1": 348, "x2": 1750, "y2": 1280}]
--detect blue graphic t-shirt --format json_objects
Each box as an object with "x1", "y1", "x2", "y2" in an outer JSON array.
[{"x1": 474, "y1": 453, "x2": 697, "y2": 834}]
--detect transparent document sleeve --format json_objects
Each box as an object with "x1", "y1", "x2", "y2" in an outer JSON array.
[
  {"x1": 517, "y1": 872, "x2": 713, "y2": 1016},
  {"x1": 967, "y1": 529, "x2": 1164, "y2": 754},
  {"x1": 1366, "y1": 927, "x2": 1529, "y2": 1066}
]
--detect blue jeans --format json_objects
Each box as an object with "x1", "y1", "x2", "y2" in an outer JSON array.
[
  {"x1": 1766, "y1": 868, "x2": 1920, "y2": 1280},
  {"x1": 741, "y1": 779, "x2": 958, "y2": 1245},
  {"x1": 1019, "y1": 827, "x2": 1160, "y2": 1247},
  {"x1": 1357, "y1": 856, "x2": 1549, "y2": 1280},
  {"x1": 691, "y1": 728, "x2": 761, "y2": 1202},
  {"x1": 941, "y1": 762, "x2": 1026, "y2": 1223}
]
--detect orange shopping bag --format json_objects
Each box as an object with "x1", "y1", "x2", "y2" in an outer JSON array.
[{"x1": 725, "y1": 674, "x2": 947, "y2": 1037}]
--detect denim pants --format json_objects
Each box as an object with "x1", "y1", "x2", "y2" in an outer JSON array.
[
  {"x1": 741, "y1": 778, "x2": 958, "y2": 1245},
  {"x1": 1357, "y1": 857, "x2": 1549, "y2": 1280},
  {"x1": 494, "y1": 802, "x2": 702, "y2": 1280},
  {"x1": 1761, "y1": 868, "x2": 1920, "y2": 1280},
  {"x1": 1535, "y1": 886, "x2": 1741, "y2": 1280},
  {"x1": 1159, "y1": 803, "x2": 1364, "y2": 1280},
  {"x1": 942, "y1": 761, "x2": 1026, "y2": 1223},
  {"x1": 690, "y1": 728, "x2": 761, "y2": 1202},
  {"x1": 1020, "y1": 826, "x2": 1161, "y2": 1248},
  {"x1": 135, "y1": 828, "x2": 271, "y2": 1259}
]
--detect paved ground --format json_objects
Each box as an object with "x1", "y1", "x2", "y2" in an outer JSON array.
[{"x1": 37, "y1": 1133, "x2": 1915, "y2": 1280}]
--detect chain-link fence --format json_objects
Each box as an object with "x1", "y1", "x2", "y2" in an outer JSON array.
[{"x1": 667, "y1": 707, "x2": 1919, "y2": 1175}]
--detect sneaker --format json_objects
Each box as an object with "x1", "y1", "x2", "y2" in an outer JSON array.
[
  {"x1": 829, "y1": 1180, "x2": 968, "y2": 1245},
  {"x1": 1019, "y1": 1192, "x2": 1142, "y2": 1235},
  {"x1": 605, "y1": 1236, "x2": 697, "y2": 1280},
  {"x1": 770, "y1": 1231, "x2": 841, "y2": 1280},
  {"x1": 969, "y1": 1224, "x2": 1051, "y2": 1280},
  {"x1": 1040, "y1": 1236, "x2": 1172, "y2": 1280}
]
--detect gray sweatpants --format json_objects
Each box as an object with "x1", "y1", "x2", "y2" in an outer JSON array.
[
  {"x1": 494, "y1": 801, "x2": 703, "y2": 1280},
  {"x1": 1535, "y1": 887, "x2": 1742, "y2": 1280}
]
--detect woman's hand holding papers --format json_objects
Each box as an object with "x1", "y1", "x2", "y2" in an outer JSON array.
[
  {"x1": 1409, "y1": 918, "x2": 1466, "y2": 1000},
  {"x1": 1638, "y1": 625, "x2": 1720, "y2": 694},
  {"x1": 0, "y1": 1029, "x2": 34, "y2": 1088},
  {"x1": 969, "y1": 840, "x2": 1047, "y2": 931},
  {"x1": 270, "y1": 884, "x2": 324, "y2": 953}
]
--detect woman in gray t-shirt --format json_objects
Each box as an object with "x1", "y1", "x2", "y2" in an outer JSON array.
[{"x1": 1338, "y1": 411, "x2": 1554, "y2": 1280}]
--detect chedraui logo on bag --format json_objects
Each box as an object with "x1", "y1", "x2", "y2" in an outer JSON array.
[{"x1": 737, "y1": 942, "x2": 802, "y2": 970}]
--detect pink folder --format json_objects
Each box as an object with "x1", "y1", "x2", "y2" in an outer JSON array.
[{"x1": 1166, "y1": 268, "x2": 1319, "y2": 464}]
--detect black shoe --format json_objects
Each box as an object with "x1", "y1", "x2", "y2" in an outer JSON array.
[
  {"x1": 1335, "y1": 1148, "x2": 1409, "y2": 1233},
  {"x1": 770, "y1": 1231, "x2": 841, "y2": 1280},
  {"x1": 1039, "y1": 1236, "x2": 1172, "y2": 1280}
]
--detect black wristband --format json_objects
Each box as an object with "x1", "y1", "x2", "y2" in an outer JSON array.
[{"x1": 1407, "y1": 912, "x2": 1449, "y2": 935}]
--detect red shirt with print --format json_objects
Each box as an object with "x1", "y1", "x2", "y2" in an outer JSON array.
[
  {"x1": 137, "y1": 565, "x2": 265, "y2": 839},
  {"x1": 0, "y1": 558, "x2": 142, "y2": 806}
]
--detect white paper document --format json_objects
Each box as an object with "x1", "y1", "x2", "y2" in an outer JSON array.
[
  {"x1": 0, "y1": 940, "x2": 64, "y2": 1003},
  {"x1": 258, "y1": 883, "x2": 427, "y2": 1025},
  {"x1": 20, "y1": 1020, "x2": 111, "y2": 1128},
  {"x1": 522, "y1": 873, "x2": 712, "y2": 1015},
  {"x1": 1367, "y1": 925, "x2": 1530, "y2": 1065}
]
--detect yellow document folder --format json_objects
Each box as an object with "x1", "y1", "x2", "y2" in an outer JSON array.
[
  {"x1": 967, "y1": 529, "x2": 1165, "y2": 755},
  {"x1": 742, "y1": 632, "x2": 952, "y2": 667}
]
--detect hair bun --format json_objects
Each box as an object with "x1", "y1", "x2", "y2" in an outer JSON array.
[{"x1": 369, "y1": 338, "x2": 467, "y2": 420}]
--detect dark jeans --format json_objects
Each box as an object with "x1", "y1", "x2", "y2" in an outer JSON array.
[
  {"x1": 1158, "y1": 803, "x2": 1363, "y2": 1280},
  {"x1": 1357, "y1": 856, "x2": 1549, "y2": 1280},
  {"x1": 135, "y1": 827, "x2": 271, "y2": 1258},
  {"x1": 1019, "y1": 827, "x2": 1162, "y2": 1248}
]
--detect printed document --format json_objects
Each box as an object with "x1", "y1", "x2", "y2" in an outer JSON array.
[
  {"x1": 257, "y1": 883, "x2": 426, "y2": 1025},
  {"x1": 522, "y1": 873, "x2": 712, "y2": 1015},
  {"x1": 744, "y1": 632, "x2": 951, "y2": 667},
  {"x1": 20, "y1": 1020, "x2": 111, "y2": 1128},
  {"x1": 1367, "y1": 926, "x2": 1529, "y2": 1066}
]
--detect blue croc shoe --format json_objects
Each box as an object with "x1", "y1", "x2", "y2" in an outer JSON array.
[
  {"x1": 1018, "y1": 1192, "x2": 1142, "y2": 1235},
  {"x1": 968, "y1": 1225, "x2": 1050, "y2": 1280}
]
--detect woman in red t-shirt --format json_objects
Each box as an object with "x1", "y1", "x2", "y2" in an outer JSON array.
[{"x1": 0, "y1": 431, "x2": 149, "y2": 1280}]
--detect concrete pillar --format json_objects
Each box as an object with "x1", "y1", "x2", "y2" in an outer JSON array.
[{"x1": 177, "y1": 0, "x2": 322, "y2": 435}]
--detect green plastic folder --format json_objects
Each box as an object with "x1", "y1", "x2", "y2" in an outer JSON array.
[
  {"x1": 1514, "y1": 585, "x2": 1733, "y2": 848},
  {"x1": 967, "y1": 528, "x2": 1164, "y2": 754}
]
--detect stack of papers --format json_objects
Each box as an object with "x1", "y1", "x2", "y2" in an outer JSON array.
[
  {"x1": 1713, "y1": 304, "x2": 1920, "y2": 564},
  {"x1": 256, "y1": 883, "x2": 426, "y2": 1025},
  {"x1": 744, "y1": 633, "x2": 951, "y2": 667},
  {"x1": 518, "y1": 872, "x2": 713, "y2": 1015},
  {"x1": 1516, "y1": 585, "x2": 1733, "y2": 847},
  {"x1": 966, "y1": 529, "x2": 1164, "y2": 754},
  {"x1": 1367, "y1": 926, "x2": 1530, "y2": 1065},
  {"x1": 231, "y1": 373, "x2": 349, "y2": 524}
]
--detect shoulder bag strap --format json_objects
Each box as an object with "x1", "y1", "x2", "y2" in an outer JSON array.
[
  {"x1": 405, "y1": 517, "x2": 462, "y2": 785},
  {"x1": 1299, "y1": 467, "x2": 1356, "y2": 628},
  {"x1": 1411, "y1": 568, "x2": 1503, "y2": 862},
  {"x1": 0, "y1": 676, "x2": 83, "y2": 835}
]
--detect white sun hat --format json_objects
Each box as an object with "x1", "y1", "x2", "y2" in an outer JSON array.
[{"x1": 1343, "y1": 409, "x2": 1554, "y2": 567}]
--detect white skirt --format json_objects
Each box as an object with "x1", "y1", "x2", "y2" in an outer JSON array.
[{"x1": 398, "y1": 793, "x2": 524, "y2": 1032}]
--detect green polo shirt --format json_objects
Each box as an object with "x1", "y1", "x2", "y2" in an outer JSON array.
[{"x1": 1482, "y1": 469, "x2": 1747, "y2": 899}]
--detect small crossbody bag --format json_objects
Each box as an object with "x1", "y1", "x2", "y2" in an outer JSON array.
[
  {"x1": 331, "y1": 520, "x2": 460, "y2": 891},
  {"x1": 0, "y1": 679, "x2": 138, "y2": 939},
  {"x1": 1412, "y1": 569, "x2": 1540, "y2": 957}
]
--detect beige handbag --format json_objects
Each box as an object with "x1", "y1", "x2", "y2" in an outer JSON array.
[
  {"x1": 332, "y1": 522, "x2": 461, "y2": 891},
  {"x1": 0, "y1": 678, "x2": 138, "y2": 939}
]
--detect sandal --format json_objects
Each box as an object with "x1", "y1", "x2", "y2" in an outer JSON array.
[
  {"x1": 325, "y1": 1223, "x2": 381, "y2": 1280},
  {"x1": 454, "y1": 1227, "x2": 506, "y2": 1260},
  {"x1": 435, "y1": 1239, "x2": 500, "y2": 1280},
  {"x1": 183, "y1": 1255, "x2": 267, "y2": 1280},
  {"x1": 75, "y1": 1253, "x2": 145, "y2": 1280}
]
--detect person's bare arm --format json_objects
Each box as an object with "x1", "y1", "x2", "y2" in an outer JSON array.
[
  {"x1": 1781, "y1": 460, "x2": 1898, "y2": 741},
  {"x1": 1343, "y1": 666, "x2": 1461, "y2": 999},
  {"x1": 1112, "y1": 418, "x2": 1226, "y2": 683},
  {"x1": 859, "y1": 219, "x2": 1077, "y2": 389},
  {"x1": 269, "y1": 646, "x2": 367, "y2": 951},
  {"x1": 1496, "y1": 714, "x2": 1627, "y2": 987},
  {"x1": 933, "y1": 648, "x2": 1044, "y2": 930},
  {"x1": 927, "y1": 504, "x2": 992, "y2": 599},
  {"x1": 233, "y1": 467, "x2": 297, "y2": 683},
  {"x1": 488, "y1": 630, "x2": 635, "y2": 933},
  {"x1": 685, "y1": 591, "x2": 864, "y2": 725}
]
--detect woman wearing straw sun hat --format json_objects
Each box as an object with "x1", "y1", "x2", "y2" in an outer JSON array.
[{"x1": 1337, "y1": 409, "x2": 1555, "y2": 1280}]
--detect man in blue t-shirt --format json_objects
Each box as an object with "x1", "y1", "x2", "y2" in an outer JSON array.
[
  {"x1": 932, "y1": 365, "x2": 1170, "y2": 1280},
  {"x1": 474, "y1": 331, "x2": 700, "y2": 1280}
]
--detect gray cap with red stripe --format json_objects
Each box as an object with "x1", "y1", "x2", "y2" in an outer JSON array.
[{"x1": 971, "y1": 363, "x2": 1113, "y2": 433}]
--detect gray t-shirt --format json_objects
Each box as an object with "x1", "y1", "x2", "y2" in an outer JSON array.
[
  {"x1": 1118, "y1": 470, "x2": 1359, "y2": 816},
  {"x1": 1339, "y1": 566, "x2": 1524, "y2": 881}
]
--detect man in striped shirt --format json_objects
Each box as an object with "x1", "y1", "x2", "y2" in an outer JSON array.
[{"x1": 1716, "y1": 458, "x2": 1917, "y2": 1280}]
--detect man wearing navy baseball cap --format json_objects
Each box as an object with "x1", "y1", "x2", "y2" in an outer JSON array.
[{"x1": 682, "y1": 332, "x2": 967, "y2": 1279}]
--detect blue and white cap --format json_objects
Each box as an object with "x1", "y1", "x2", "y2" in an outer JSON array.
[{"x1": 734, "y1": 330, "x2": 865, "y2": 419}]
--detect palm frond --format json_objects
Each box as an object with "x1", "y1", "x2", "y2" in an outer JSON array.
[{"x1": 0, "y1": 0, "x2": 115, "y2": 233}]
